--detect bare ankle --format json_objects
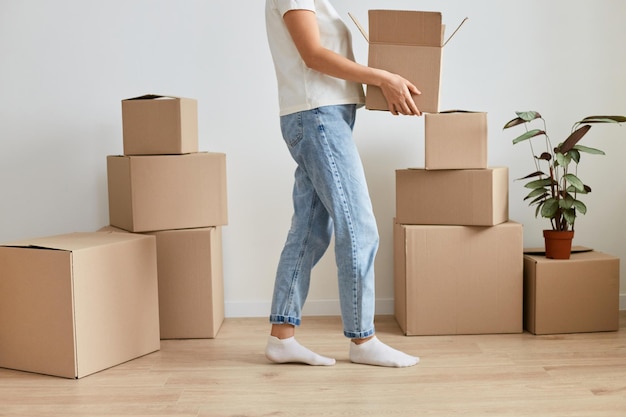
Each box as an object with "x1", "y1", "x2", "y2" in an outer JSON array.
[
  {"x1": 351, "y1": 335, "x2": 375, "y2": 345},
  {"x1": 271, "y1": 323, "x2": 295, "y2": 339}
]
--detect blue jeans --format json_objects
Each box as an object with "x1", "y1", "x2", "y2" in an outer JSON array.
[{"x1": 269, "y1": 105, "x2": 378, "y2": 339}]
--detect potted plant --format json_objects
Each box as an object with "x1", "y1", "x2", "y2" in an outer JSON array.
[{"x1": 503, "y1": 111, "x2": 626, "y2": 259}]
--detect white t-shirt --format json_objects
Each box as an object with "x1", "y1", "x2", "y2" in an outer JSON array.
[{"x1": 265, "y1": 0, "x2": 365, "y2": 116}]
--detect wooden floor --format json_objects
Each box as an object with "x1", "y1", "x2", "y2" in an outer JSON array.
[{"x1": 1, "y1": 313, "x2": 625, "y2": 417}]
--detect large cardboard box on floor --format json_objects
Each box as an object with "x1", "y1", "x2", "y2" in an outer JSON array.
[
  {"x1": 396, "y1": 167, "x2": 508, "y2": 226},
  {"x1": 122, "y1": 94, "x2": 198, "y2": 155},
  {"x1": 0, "y1": 232, "x2": 160, "y2": 379},
  {"x1": 107, "y1": 152, "x2": 228, "y2": 232},
  {"x1": 394, "y1": 221, "x2": 523, "y2": 336},
  {"x1": 523, "y1": 249, "x2": 620, "y2": 335},
  {"x1": 425, "y1": 111, "x2": 488, "y2": 170},
  {"x1": 350, "y1": 10, "x2": 465, "y2": 113}
]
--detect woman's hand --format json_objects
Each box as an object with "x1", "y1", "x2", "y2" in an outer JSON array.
[{"x1": 377, "y1": 70, "x2": 422, "y2": 116}]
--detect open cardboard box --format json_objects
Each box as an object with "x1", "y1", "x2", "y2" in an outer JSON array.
[
  {"x1": 349, "y1": 10, "x2": 467, "y2": 113},
  {"x1": 122, "y1": 94, "x2": 199, "y2": 155}
]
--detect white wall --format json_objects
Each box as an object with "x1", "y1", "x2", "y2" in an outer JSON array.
[{"x1": 1, "y1": 0, "x2": 625, "y2": 316}]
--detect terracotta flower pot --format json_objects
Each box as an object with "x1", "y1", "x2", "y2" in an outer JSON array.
[{"x1": 543, "y1": 230, "x2": 575, "y2": 259}]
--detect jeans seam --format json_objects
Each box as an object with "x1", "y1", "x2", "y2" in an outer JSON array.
[
  {"x1": 282, "y1": 190, "x2": 320, "y2": 320},
  {"x1": 315, "y1": 109, "x2": 362, "y2": 335}
]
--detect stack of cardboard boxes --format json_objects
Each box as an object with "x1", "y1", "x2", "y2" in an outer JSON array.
[
  {"x1": 361, "y1": 9, "x2": 620, "y2": 337},
  {"x1": 356, "y1": 10, "x2": 524, "y2": 336},
  {"x1": 393, "y1": 112, "x2": 524, "y2": 336},
  {"x1": 105, "y1": 94, "x2": 228, "y2": 340},
  {"x1": 0, "y1": 94, "x2": 229, "y2": 379}
]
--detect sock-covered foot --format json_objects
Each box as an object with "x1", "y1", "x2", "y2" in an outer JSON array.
[
  {"x1": 265, "y1": 336, "x2": 336, "y2": 366},
  {"x1": 349, "y1": 336, "x2": 419, "y2": 367}
]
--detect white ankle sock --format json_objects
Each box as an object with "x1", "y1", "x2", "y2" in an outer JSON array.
[
  {"x1": 349, "y1": 336, "x2": 419, "y2": 367},
  {"x1": 265, "y1": 336, "x2": 336, "y2": 366}
]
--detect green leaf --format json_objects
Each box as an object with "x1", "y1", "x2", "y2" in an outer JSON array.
[
  {"x1": 573, "y1": 144, "x2": 605, "y2": 155},
  {"x1": 579, "y1": 115, "x2": 626, "y2": 124},
  {"x1": 567, "y1": 184, "x2": 591, "y2": 194},
  {"x1": 516, "y1": 111, "x2": 542, "y2": 121},
  {"x1": 528, "y1": 193, "x2": 548, "y2": 206},
  {"x1": 524, "y1": 178, "x2": 553, "y2": 189},
  {"x1": 524, "y1": 188, "x2": 549, "y2": 201},
  {"x1": 559, "y1": 194, "x2": 575, "y2": 209},
  {"x1": 541, "y1": 198, "x2": 559, "y2": 218},
  {"x1": 564, "y1": 173, "x2": 585, "y2": 191},
  {"x1": 512, "y1": 129, "x2": 546, "y2": 145},
  {"x1": 555, "y1": 152, "x2": 571, "y2": 167},
  {"x1": 563, "y1": 208, "x2": 576, "y2": 225},
  {"x1": 569, "y1": 148, "x2": 581, "y2": 164},
  {"x1": 573, "y1": 199, "x2": 587, "y2": 214}
]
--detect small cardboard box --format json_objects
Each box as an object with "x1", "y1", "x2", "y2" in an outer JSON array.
[
  {"x1": 425, "y1": 111, "x2": 488, "y2": 170},
  {"x1": 122, "y1": 94, "x2": 198, "y2": 155},
  {"x1": 350, "y1": 10, "x2": 466, "y2": 113},
  {"x1": 395, "y1": 167, "x2": 508, "y2": 226},
  {"x1": 394, "y1": 221, "x2": 523, "y2": 336},
  {"x1": 523, "y1": 249, "x2": 620, "y2": 335},
  {"x1": 107, "y1": 152, "x2": 228, "y2": 232},
  {"x1": 148, "y1": 227, "x2": 224, "y2": 339},
  {"x1": 0, "y1": 232, "x2": 160, "y2": 379}
]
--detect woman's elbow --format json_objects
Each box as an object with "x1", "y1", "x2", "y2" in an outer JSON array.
[{"x1": 299, "y1": 52, "x2": 326, "y2": 72}]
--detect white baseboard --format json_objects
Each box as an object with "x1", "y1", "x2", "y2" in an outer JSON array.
[
  {"x1": 226, "y1": 295, "x2": 626, "y2": 319},
  {"x1": 225, "y1": 298, "x2": 395, "y2": 319}
]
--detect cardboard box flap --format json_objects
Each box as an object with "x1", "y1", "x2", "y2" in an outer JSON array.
[
  {"x1": 523, "y1": 246, "x2": 593, "y2": 256},
  {"x1": 439, "y1": 109, "x2": 486, "y2": 114},
  {"x1": 123, "y1": 94, "x2": 181, "y2": 101},
  {"x1": 369, "y1": 10, "x2": 442, "y2": 46},
  {"x1": 350, "y1": 10, "x2": 467, "y2": 47},
  {"x1": 2, "y1": 232, "x2": 147, "y2": 252},
  {"x1": 406, "y1": 165, "x2": 501, "y2": 171}
]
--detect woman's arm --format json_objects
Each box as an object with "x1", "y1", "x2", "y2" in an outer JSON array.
[{"x1": 283, "y1": 9, "x2": 421, "y2": 116}]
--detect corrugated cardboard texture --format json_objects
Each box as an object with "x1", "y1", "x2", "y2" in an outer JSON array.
[
  {"x1": 0, "y1": 247, "x2": 76, "y2": 377},
  {"x1": 523, "y1": 251, "x2": 620, "y2": 335},
  {"x1": 148, "y1": 227, "x2": 225, "y2": 339},
  {"x1": 107, "y1": 152, "x2": 228, "y2": 232},
  {"x1": 394, "y1": 221, "x2": 523, "y2": 336},
  {"x1": 369, "y1": 10, "x2": 443, "y2": 46},
  {"x1": 0, "y1": 232, "x2": 160, "y2": 379},
  {"x1": 367, "y1": 44, "x2": 441, "y2": 113},
  {"x1": 425, "y1": 111, "x2": 488, "y2": 170},
  {"x1": 122, "y1": 95, "x2": 198, "y2": 155},
  {"x1": 395, "y1": 167, "x2": 509, "y2": 226}
]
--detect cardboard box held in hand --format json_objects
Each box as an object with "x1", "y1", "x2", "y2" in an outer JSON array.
[{"x1": 350, "y1": 10, "x2": 467, "y2": 113}]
